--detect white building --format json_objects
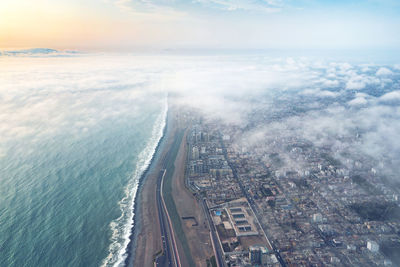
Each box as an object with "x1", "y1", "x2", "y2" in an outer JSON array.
[
  {"x1": 312, "y1": 213, "x2": 323, "y2": 223},
  {"x1": 192, "y1": 146, "x2": 199, "y2": 160},
  {"x1": 367, "y1": 241, "x2": 379, "y2": 252},
  {"x1": 223, "y1": 134, "x2": 230, "y2": 141}
]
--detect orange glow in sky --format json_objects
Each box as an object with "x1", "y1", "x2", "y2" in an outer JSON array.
[{"x1": 1, "y1": 0, "x2": 399, "y2": 51}]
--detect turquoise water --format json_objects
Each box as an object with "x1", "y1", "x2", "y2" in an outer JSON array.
[{"x1": 0, "y1": 56, "x2": 167, "y2": 267}]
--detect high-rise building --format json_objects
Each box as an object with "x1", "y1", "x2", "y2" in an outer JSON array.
[
  {"x1": 192, "y1": 146, "x2": 199, "y2": 160},
  {"x1": 249, "y1": 246, "x2": 261, "y2": 265},
  {"x1": 312, "y1": 213, "x2": 323, "y2": 223},
  {"x1": 202, "y1": 132, "x2": 209, "y2": 142},
  {"x1": 260, "y1": 247, "x2": 269, "y2": 265}
]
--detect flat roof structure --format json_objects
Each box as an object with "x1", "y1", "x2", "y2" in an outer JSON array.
[{"x1": 224, "y1": 200, "x2": 259, "y2": 237}]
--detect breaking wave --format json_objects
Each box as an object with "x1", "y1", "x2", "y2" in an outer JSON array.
[{"x1": 101, "y1": 97, "x2": 168, "y2": 267}]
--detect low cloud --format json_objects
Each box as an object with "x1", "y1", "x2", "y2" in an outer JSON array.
[
  {"x1": 348, "y1": 96, "x2": 368, "y2": 106},
  {"x1": 111, "y1": 0, "x2": 282, "y2": 16},
  {"x1": 2, "y1": 53, "x2": 400, "y2": 180},
  {"x1": 164, "y1": 56, "x2": 400, "y2": 179},
  {"x1": 0, "y1": 55, "x2": 166, "y2": 157},
  {"x1": 301, "y1": 88, "x2": 339, "y2": 98},
  {"x1": 346, "y1": 79, "x2": 366, "y2": 90},
  {"x1": 194, "y1": 0, "x2": 282, "y2": 12},
  {"x1": 322, "y1": 79, "x2": 339, "y2": 88},
  {"x1": 379, "y1": 90, "x2": 400, "y2": 103},
  {"x1": 376, "y1": 67, "x2": 393, "y2": 76}
]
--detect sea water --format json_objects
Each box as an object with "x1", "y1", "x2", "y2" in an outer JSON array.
[{"x1": 0, "y1": 55, "x2": 167, "y2": 267}]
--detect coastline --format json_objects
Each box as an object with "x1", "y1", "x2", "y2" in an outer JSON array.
[
  {"x1": 125, "y1": 107, "x2": 176, "y2": 267},
  {"x1": 126, "y1": 105, "x2": 214, "y2": 267}
]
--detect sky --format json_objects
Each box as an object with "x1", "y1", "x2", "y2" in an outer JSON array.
[{"x1": 0, "y1": 0, "x2": 400, "y2": 51}]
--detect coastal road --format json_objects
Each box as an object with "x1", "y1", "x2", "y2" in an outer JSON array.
[
  {"x1": 155, "y1": 169, "x2": 173, "y2": 267},
  {"x1": 201, "y1": 198, "x2": 225, "y2": 267},
  {"x1": 155, "y1": 169, "x2": 181, "y2": 267}
]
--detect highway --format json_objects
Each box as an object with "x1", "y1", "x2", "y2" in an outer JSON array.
[
  {"x1": 201, "y1": 198, "x2": 226, "y2": 267},
  {"x1": 155, "y1": 130, "x2": 184, "y2": 267},
  {"x1": 155, "y1": 167, "x2": 181, "y2": 267},
  {"x1": 155, "y1": 169, "x2": 173, "y2": 267}
]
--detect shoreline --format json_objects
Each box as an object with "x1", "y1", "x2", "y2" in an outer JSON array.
[
  {"x1": 126, "y1": 106, "x2": 214, "y2": 267},
  {"x1": 125, "y1": 107, "x2": 175, "y2": 267}
]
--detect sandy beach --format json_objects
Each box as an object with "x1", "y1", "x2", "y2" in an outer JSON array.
[{"x1": 128, "y1": 105, "x2": 214, "y2": 267}]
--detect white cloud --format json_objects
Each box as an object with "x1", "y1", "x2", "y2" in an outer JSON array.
[
  {"x1": 344, "y1": 71, "x2": 381, "y2": 90},
  {"x1": 112, "y1": 0, "x2": 281, "y2": 15},
  {"x1": 361, "y1": 66, "x2": 370, "y2": 72},
  {"x1": 319, "y1": 90, "x2": 338, "y2": 97},
  {"x1": 322, "y1": 79, "x2": 339, "y2": 87},
  {"x1": 380, "y1": 91, "x2": 400, "y2": 102},
  {"x1": 348, "y1": 96, "x2": 368, "y2": 106},
  {"x1": 339, "y1": 62, "x2": 352, "y2": 71},
  {"x1": 346, "y1": 79, "x2": 366, "y2": 90},
  {"x1": 2, "y1": 54, "x2": 400, "y2": 179},
  {"x1": 194, "y1": 0, "x2": 282, "y2": 12},
  {"x1": 167, "y1": 58, "x2": 400, "y2": 180},
  {"x1": 301, "y1": 88, "x2": 339, "y2": 98},
  {"x1": 376, "y1": 67, "x2": 393, "y2": 76},
  {"x1": 111, "y1": 0, "x2": 187, "y2": 19},
  {"x1": 0, "y1": 55, "x2": 167, "y2": 149}
]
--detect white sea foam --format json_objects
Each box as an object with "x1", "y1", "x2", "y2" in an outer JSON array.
[{"x1": 101, "y1": 96, "x2": 168, "y2": 267}]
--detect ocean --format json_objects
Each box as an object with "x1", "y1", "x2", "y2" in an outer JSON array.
[{"x1": 0, "y1": 55, "x2": 167, "y2": 267}]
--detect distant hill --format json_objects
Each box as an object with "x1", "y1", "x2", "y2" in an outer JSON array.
[{"x1": 0, "y1": 48, "x2": 81, "y2": 57}]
